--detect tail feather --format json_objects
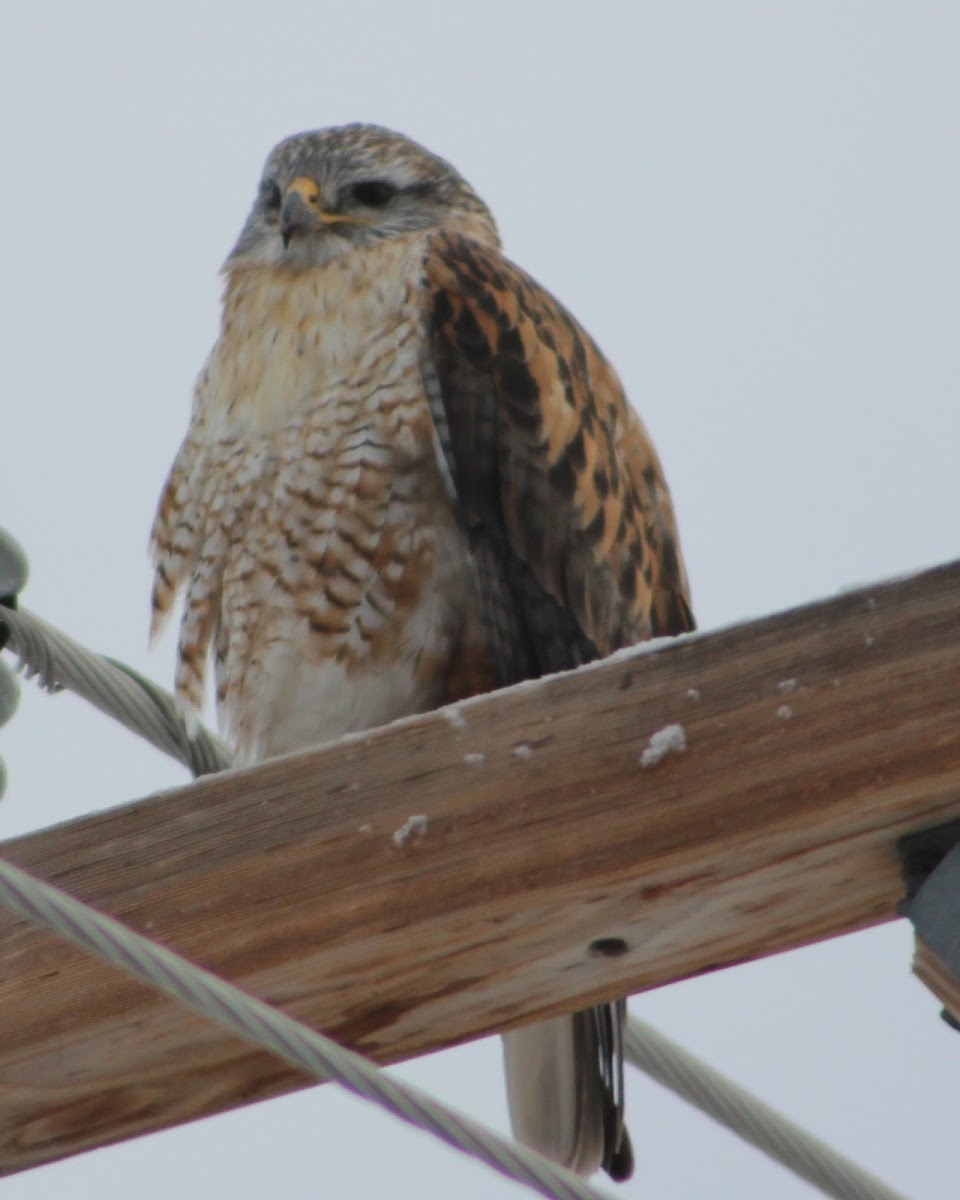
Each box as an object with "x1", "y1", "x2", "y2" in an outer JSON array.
[{"x1": 502, "y1": 1003, "x2": 633, "y2": 1181}]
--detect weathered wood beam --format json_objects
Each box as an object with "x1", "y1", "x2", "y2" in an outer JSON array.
[{"x1": 2, "y1": 560, "x2": 960, "y2": 1175}]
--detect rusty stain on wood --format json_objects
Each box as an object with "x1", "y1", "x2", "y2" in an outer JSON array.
[{"x1": 2, "y1": 560, "x2": 960, "y2": 1174}]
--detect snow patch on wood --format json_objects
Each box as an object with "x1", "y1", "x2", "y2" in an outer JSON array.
[
  {"x1": 640, "y1": 724, "x2": 687, "y2": 767},
  {"x1": 392, "y1": 815, "x2": 428, "y2": 847},
  {"x1": 443, "y1": 706, "x2": 466, "y2": 731}
]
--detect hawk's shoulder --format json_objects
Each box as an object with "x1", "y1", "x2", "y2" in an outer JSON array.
[{"x1": 417, "y1": 229, "x2": 693, "y2": 684}]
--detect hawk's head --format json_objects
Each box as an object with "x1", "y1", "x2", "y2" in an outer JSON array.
[{"x1": 226, "y1": 124, "x2": 500, "y2": 270}]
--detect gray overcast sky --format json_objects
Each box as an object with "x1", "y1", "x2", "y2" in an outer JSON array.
[{"x1": 2, "y1": 3, "x2": 958, "y2": 1197}]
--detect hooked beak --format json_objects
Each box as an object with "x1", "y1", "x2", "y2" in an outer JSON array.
[
  {"x1": 280, "y1": 179, "x2": 318, "y2": 247},
  {"x1": 280, "y1": 176, "x2": 361, "y2": 247}
]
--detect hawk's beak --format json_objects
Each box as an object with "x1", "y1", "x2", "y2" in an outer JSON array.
[
  {"x1": 280, "y1": 178, "x2": 321, "y2": 247},
  {"x1": 280, "y1": 176, "x2": 361, "y2": 247}
]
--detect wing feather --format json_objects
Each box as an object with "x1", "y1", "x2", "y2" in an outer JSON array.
[{"x1": 421, "y1": 229, "x2": 693, "y2": 684}]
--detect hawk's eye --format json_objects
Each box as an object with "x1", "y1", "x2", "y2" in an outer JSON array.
[
  {"x1": 260, "y1": 179, "x2": 282, "y2": 210},
  {"x1": 350, "y1": 180, "x2": 398, "y2": 207}
]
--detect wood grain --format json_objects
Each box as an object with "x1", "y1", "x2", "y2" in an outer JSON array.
[{"x1": 2, "y1": 561, "x2": 960, "y2": 1175}]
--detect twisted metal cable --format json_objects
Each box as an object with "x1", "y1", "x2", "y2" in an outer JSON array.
[
  {"x1": 625, "y1": 1019, "x2": 906, "y2": 1200},
  {"x1": 1, "y1": 605, "x2": 230, "y2": 776},
  {"x1": 0, "y1": 856, "x2": 612, "y2": 1200}
]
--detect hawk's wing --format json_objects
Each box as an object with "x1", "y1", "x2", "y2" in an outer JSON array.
[
  {"x1": 420, "y1": 230, "x2": 693, "y2": 1181},
  {"x1": 421, "y1": 229, "x2": 694, "y2": 689}
]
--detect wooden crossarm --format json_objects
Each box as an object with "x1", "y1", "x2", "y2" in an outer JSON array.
[{"x1": 2, "y1": 560, "x2": 960, "y2": 1175}]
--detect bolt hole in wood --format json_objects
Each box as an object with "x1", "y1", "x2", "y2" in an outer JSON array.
[{"x1": 589, "y1": 937, "x2": 629, "y2": 959}]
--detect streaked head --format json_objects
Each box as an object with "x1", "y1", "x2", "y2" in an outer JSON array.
[{"x1": 227, "y1": 123, "x2": 499, "y2": 270}]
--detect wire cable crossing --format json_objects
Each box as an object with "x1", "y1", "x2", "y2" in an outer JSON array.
[
  {"x1": 626, "y1": 1021, "x2": 906, "y2": 1200},
  {"x1": 0, "y1": 856, "x2": 613, "y2": 1200},
  {"x1": 1, "y1": 605, "x2": 230, "y2": 776},
  {"x1": 0, "y1": 600, "x2": 908, "y2": 1200}
]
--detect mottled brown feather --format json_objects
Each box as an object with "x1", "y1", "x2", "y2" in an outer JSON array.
[{"x1": 422, "y1": 228, "x2": 694, "y2": 677}]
